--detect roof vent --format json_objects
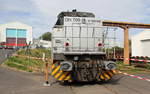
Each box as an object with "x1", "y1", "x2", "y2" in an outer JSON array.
[{"x1": 72, "y1": 9, "x2": 77, "y2": 12}]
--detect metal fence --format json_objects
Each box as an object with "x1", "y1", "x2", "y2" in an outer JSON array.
[{"x1": 0, "y1": 49, "x2": 16, "y2": 64}]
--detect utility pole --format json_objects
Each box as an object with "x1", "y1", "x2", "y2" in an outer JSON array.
[{"x1": 123, "y1": 27, "x2": 130, "y2": 65}]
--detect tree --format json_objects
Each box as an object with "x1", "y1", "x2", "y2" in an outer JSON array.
[
  {"x1": 106, "y1": 46, "x2": 124, "y2": 57},
  {"x1": 39, "y1": 32, "x2": 51, "y2": 41},
  {"x1": 113, "y1": 46, "x2": 124, "y2": 55}
]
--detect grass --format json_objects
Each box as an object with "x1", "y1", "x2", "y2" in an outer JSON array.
[
  {"x1": 116, "y1": 61, "x2": 150, "y2": 74},
  {"x1": 5, "y1": 61, "x2": 27, "y2": 71},
  {"x1": 3, "y1": 48, "x2": 51, "y2": 72},
  {"x1": 17, "y1": 48, "x2": 51, "y2": 58}
]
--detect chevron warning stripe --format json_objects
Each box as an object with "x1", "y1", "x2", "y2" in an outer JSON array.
[
  {"x1": 51, "y1": 63, "x2": 118, "y2": 82},
  {"x1": 100, "y1": 73, "x2": 105, "y2": 80},
  {"x1": 99, "y1": 70, "x2": 118, "y2": 81},
  {"x1": 106, "y1": 70, "x2": 113, "y2": 77},
  {"x1": 111, "y1": 70, "x2": 118, "y2": 74},
  {"x1": 51, "y1": 64, "x2": 72, "y2": 81}
]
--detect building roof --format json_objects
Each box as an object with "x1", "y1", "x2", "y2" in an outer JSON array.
[
  {"x1": 132, "y1": 29, "x2": 150, "y2": 40},
  {"x1": 0, "y1": 21, "x2": 32, "y2": 28}
]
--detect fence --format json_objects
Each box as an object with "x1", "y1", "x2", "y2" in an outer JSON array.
[{"x1": 0, "y1": 49, "x2": 16, "y2": 64}]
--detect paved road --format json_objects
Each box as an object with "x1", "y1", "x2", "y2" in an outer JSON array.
[{"x1": 0, "y1": 67, "x2": 150, "y2": 94}]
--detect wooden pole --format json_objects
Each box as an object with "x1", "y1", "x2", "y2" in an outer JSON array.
[
  {"x1": 45, "y1": 62, "x2": 49, "y2": 84},
  {"x1": 123, "y1": 27, "x2": 130, "y2": 65},
  {"x1": 43, "y1": 53, "x2": 50, "y2": 86}
]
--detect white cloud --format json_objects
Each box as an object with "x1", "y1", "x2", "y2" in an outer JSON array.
[
  {"x1": 0, "y1": 0, "x2": 150, "y2": 40},
  {"x1": 30, "y1": 0, "x2": 150, "y2": 44},
  {"x1": 31, "y1": 0, "x2": 148, "y2": 22}
]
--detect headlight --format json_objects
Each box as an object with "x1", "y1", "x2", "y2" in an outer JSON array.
[
  {"x1": 104, "y1": 61, "x2": 116, "y2": 70},
  {"x1": 60, "y1": 61, "x2": 73, "y2": 71}
]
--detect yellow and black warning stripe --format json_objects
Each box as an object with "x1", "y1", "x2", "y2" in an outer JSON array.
[
  {"x1": 51, "y1": 64, "x2": 72, "y2": 82},
  {"x1": 99, "y1": 73, "x2": 105, "y2": 80},
  {"x1": 51, "y1": 63, "x2": 118, "y2": 82},
  {"x1": 111, "y1": 69, "x2": 118, "y2": 74},
  {"x1": 99, "y1": 70, "x2": 118, "y2": 81}
]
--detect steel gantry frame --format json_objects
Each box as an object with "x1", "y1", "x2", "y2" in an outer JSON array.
[{"x1": 103, "y1": 20, "x2": 150, "y2": 65}]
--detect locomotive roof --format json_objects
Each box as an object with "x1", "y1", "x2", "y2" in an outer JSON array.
[
  {"x1": 57, "y1": 11, "x2": 95, "y2": 18},
  {"x1": 55, "y1": 10, "x2": 95, "y2": 26}
]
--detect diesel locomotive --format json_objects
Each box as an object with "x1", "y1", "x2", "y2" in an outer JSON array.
[{"x1": 51, "y1": 10, "x2": 117, "y2": 82}]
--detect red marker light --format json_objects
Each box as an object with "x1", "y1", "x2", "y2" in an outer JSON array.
[
  {"x1": 65, "y1": 42, "x2": 69, "y2": 46},
  {"x1": 98, "y1": 43, "x2": 103, "y2": 47}
]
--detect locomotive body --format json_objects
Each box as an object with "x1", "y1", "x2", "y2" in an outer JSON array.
[{"x1": 51, "y1": 10, "x2": 117, "y2": 82}]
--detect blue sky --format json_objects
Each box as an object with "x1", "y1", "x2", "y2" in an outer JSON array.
[{"x1": 0, "y1": 0, "x2": 150, "y2": 45}]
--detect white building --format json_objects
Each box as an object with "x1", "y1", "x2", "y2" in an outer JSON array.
[
  {"x1": 32, "y1": 39, "x2": 51, "y2": 49},
  {"x1": 131, "y1": 29, "x2": 150, "y2": 57},
  {"x1": 0, "y1": 22, "x2": 32, "y2": 47}
]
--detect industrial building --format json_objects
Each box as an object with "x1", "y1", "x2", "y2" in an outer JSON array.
[
  {"x1": 0, "y1": 22, "x2": 32, "y2": 48},
  {"x1": 131, "y1": 29, "x2": 150, "y2": 57}
]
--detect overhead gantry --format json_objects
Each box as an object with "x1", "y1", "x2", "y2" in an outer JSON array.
[{"x1": 103, "y1": 20, "x2": 150, "y2": 65}]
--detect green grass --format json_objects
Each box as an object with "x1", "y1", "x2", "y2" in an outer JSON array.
[
  {"x1": 5, "y1": 61, "x2": 27, "y2": 71},
  {"x1": 17, "y1": 48, "x2": 51, "y2": 58},
  {"x1": 116, "y1": 61, "x2": 150, "y2": 74},
  {"x1": 4, "y1": 48, "x2": 51, "y2": 72}
]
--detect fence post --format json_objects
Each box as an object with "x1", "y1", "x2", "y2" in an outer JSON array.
[{"x1": 43, "y1": 53, "x2": 51, "y2": 86}]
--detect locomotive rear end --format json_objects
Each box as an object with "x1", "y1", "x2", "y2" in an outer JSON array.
[{"x1": 51, "y1": 10, "x2": 117, "y2": 82}]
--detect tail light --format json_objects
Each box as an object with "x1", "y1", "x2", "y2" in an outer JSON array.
[
  {"x1": 98, "y1": 43, "x2": 103, "y2": 47},
  {"x1": 65, "y1": 42, "x2": 69, "y2": 46}
]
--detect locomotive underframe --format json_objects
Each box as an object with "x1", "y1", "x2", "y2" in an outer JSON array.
[{"x1": 53, "y1": 53, "x2": 114, "y2": 82}]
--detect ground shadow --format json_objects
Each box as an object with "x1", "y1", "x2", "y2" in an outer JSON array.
[{"x1": 58, "y1": 75, "x2": 125, "y2": 87}]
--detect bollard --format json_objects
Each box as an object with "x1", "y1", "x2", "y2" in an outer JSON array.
[
  {"x1": 43, "y1": 53, "x2": 51, "y2": 87},
  {"x1": 43, "y1": 62, "x2": 51, "y2": 86}
]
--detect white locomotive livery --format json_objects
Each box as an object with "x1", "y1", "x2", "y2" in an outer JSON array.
[{"x1": 51, "y1": 10, "x2": 117, "y2": 82}]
